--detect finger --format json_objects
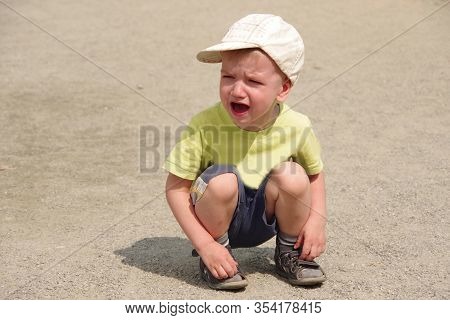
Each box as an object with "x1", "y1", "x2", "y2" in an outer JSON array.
[
  {"x1": 215, "y1": 265, "x2": 229, "y2": 279},
  {"x1": 225, "y1": 267, "x2": 237, "y2": 278},
  {"x1": 308, "y1": 246, "x2": 319, "y2": 261},
  {"x1": 209, "y1": 266, "x2": 220, "y2": 280},
  {"x1": 221, "y1": 262, "x2": 237, "y2": 278},
  {"x1": 300, "y1": 242, "x2": 312, "y2": 260},
  {"x1": 311, "y1": 242, "x2": 326, "y2": 260},
  {"x1": 294, "y1": 238, "x2": 303, "y2": 250},
  {"x1": 293, "y1": 233, "x2": 304, "y2": 250},
  {"x1": 226, "y1": 257, "x2": 239, "y2": 276}
]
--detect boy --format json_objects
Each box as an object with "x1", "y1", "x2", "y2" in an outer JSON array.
[{"x1": 164, "y1": 14, "x2": 327, "y2": 290}]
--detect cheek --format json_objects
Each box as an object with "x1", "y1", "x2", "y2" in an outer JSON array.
[
  {"x1": 220, "y1": 82, "x2": 232, "y2": 95},
  {"x1": 219, "y1": 85, "x2": 228, "y2": 102},
  {"x1": 251, "y1": 90, "x2": 270, "y2": 104}
]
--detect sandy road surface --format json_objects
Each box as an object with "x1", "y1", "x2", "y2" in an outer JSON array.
[{"x1": 0, "y1": 0, "x2": 449, "y2": 299}]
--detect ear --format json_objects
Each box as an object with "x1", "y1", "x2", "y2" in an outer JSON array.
[{"x1": 276, "y1": 78, "x2": 292, "y2": 102}]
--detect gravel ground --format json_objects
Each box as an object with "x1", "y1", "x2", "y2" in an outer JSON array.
[{"x1": 1, "y1": 0, "x2": 449, "y2": 299}]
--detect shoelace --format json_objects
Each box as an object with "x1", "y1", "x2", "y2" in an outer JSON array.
[{"x1": 280, "y1": 250, "x2": 320, "y2": 268}]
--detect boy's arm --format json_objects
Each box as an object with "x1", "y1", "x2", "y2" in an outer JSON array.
[
  {"x1": 165, "y1": 173, "x2": 238, "y2": 279},
  {"x1": 295, "y1": 171, "x2": 327, "y2": 261}
]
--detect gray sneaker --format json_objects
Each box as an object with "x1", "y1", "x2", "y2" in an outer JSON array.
[
  {"x1": 275, "y1": 237, "x2": 326, "y2": 286},
  {"x1": 199, "y1": 245, "x2": 248, "y2": 290}
]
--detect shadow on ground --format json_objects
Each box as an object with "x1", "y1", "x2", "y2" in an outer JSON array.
[{"x1": 114, "y1": 237, "x2": 277, "y2": 288}]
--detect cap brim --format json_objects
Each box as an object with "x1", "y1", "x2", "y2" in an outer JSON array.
[{"x1": 196, "y1": 42, "x2": 260, "y2": 63}]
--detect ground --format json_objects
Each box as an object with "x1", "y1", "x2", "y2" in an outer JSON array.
[{"x1": 0, "y1": 0, "x2": 449, "y2": 299}]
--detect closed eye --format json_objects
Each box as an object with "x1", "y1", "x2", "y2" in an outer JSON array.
[{"x1": 249, "y1": 79, "x2": 263, "y2": 85}]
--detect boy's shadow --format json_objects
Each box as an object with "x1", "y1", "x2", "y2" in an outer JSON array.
[{"x1": 114, "y1": 237, "x2": 275, "y2": 288}]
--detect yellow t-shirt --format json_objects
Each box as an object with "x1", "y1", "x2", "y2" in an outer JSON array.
[{"x1": 163, "y1": 102, "x2": 323, "y2": 189}]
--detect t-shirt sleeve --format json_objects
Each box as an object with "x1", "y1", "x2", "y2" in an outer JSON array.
[
  {"x1": 295, "y1": 124, "x2": 323, "y2": 175},
  {"x1": 163, "y1": 122, "x2": 203, "y2": 181}
]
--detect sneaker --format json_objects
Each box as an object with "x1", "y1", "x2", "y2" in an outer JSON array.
[
  {"x1": 199, "y1": 245, "x2": 248, "y2": 290},
  {"x1": 274, "y1": 237, "x2": 326, "y2": 286}
]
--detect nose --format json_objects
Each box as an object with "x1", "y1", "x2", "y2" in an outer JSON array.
[{"x1": 230, "y1": 81, "x2": 245, "y2": 98}]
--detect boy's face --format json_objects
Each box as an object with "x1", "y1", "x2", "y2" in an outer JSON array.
[{"x1": 220, "y1": 49, "x2": 291, "y2": 131}]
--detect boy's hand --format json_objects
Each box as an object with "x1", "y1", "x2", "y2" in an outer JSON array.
[
  {"x1": 198, "y1": 241, "x2": 238, "y2": 279},
  {"x1": 294, "y1": 215, "x2": 326, "y2": 261}
]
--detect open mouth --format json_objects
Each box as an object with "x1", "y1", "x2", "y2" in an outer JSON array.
[{"x1": 231, "y1": 102, "x2": 250, "y2": 115}]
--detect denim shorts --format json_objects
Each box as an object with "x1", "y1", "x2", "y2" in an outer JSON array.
[{"x1": 190, "y1": 165, "x2": 277, "y2": 248}]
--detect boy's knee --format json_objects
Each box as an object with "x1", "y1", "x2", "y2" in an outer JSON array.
[
  {"x1": 269, "y1": 162, "x2": 309, "y2": 195},
  {"x1": 205, "y1": 172, "x2": 238, "y2": 202}
]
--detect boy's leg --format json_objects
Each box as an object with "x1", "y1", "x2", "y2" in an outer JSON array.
[
  {"x1": 265, "y1": 161, "x2": 326, "y2": 285},
  {"x1": 191, "y1": 165, "x2": 248, "y2": 290},
  {"x1": 194, "y1": 172, "x2": 238, "y2": 239},
  {"x1": 265, "y1": 161, "x2": 311, "y2": 236}
]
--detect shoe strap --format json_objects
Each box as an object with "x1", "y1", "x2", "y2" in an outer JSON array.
[
  {"x1": 295, "y1": 259, "x2": 320, "y2": 268},
  {"x1": 280, "y1": 250, "x2": 320, "y2": 268}
]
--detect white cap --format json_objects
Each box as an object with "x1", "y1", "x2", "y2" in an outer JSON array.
[{"x1": 197, "y1": 14, "x2": 305, "y2": 84}]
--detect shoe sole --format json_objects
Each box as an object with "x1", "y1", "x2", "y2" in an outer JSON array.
[
  {"x1": 276, "y1": 269, "x2": 326, "y2": 286},
  {"x1": 201, "y1": 271, "x2": 249, "y2": 290}
]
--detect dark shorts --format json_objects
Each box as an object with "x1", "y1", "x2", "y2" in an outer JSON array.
[{"x1": 190, "y1": 165, "x2": 277, "y2": 248}]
